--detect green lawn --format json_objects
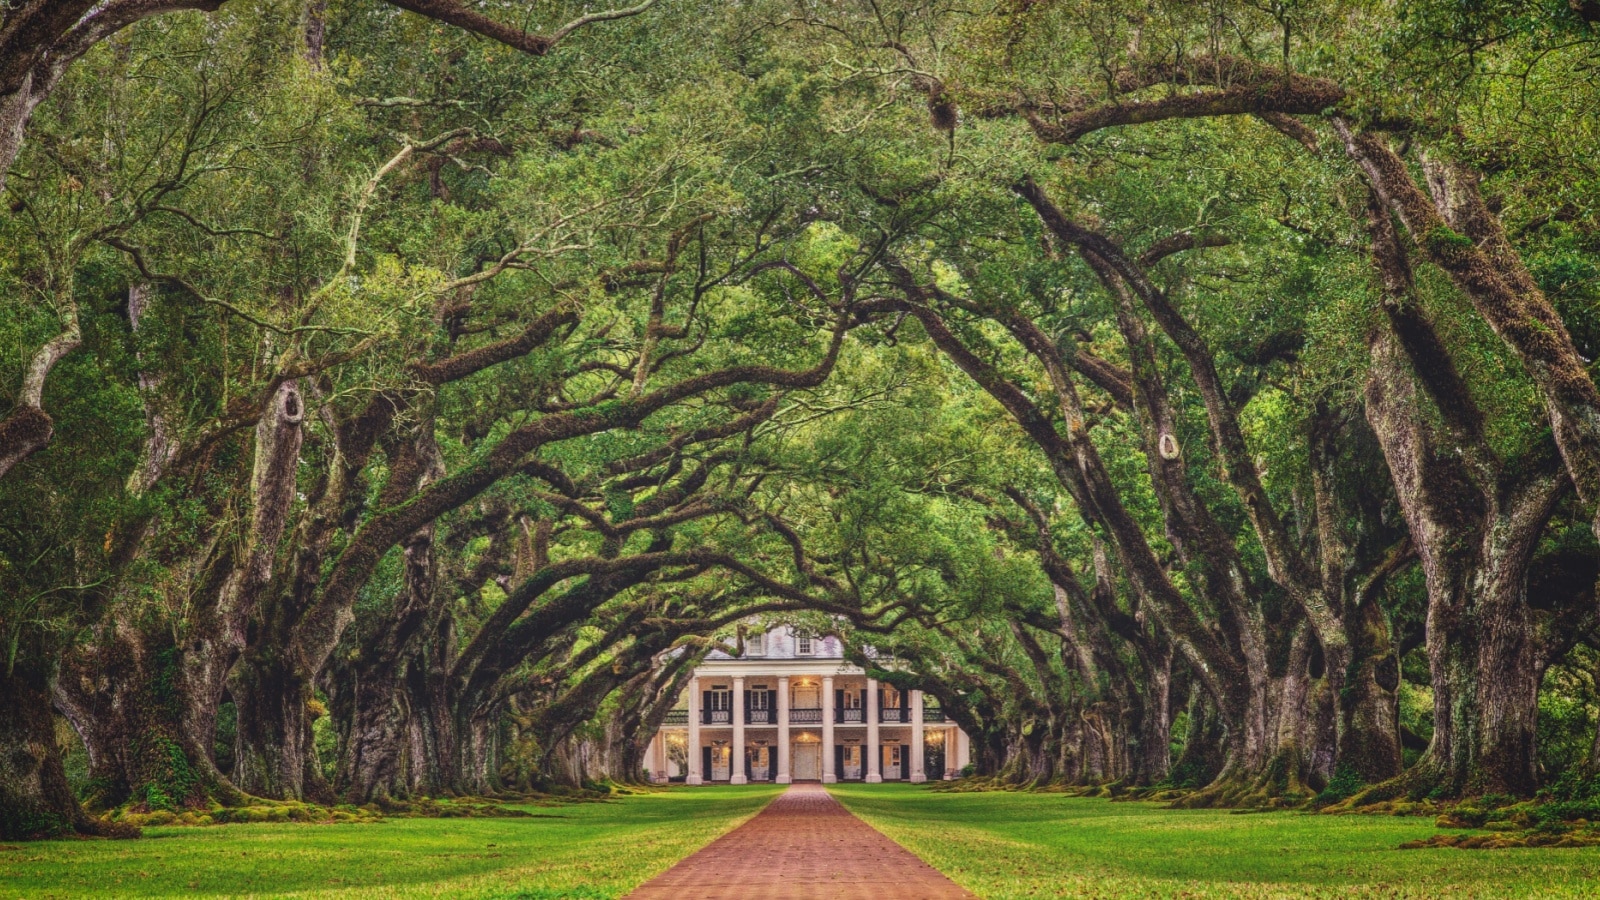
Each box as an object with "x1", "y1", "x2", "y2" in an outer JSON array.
[
  {"x1": 0, "y1": 785, "x2": 782, "y2": 900},
  {"x1": 829, "y1": 783, "x2": 1600, "y2": 899}
]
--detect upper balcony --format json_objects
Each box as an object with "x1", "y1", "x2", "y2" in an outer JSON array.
[{"x1": 680, "y1": 699, "x2": 946, "y2": 726}]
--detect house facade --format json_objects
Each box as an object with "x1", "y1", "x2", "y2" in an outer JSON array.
[{"x1": 643, "y1": 627, "x2": 970, "y2": 784}]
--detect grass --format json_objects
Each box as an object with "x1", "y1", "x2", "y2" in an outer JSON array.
[
  {"x1": 0, "y1": 785, "x2": 782, "y2": 899},
  {"x1": 828, "y1": 783, "x2": 1600, "y2": 899},
  {"x1": 15, "y1": 781, "x2": 1599, "y2": 899}
]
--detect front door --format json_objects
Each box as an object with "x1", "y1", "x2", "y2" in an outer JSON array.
[
  {"x1": 711, "y1": 744, "x2": 731, "y2": 781},
  {"x1": 841, "y1": 744, "x2": 863, "y2": 780},
  {"x1": 792, "y1": 741, "x2": 821, "y2": 781},
  {"x1": 748, "y1": 746, "x2": 770, "y2": 781},
  {"x1": 883, "y1": 744, "x2": 902, "y2": 780}
]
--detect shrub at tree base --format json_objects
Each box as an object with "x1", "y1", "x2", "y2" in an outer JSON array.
[
  {"x1": 1398, "y1": 791, "x2": 1600, "y2": 849},
  {"x1": 103, "y1": 796, "x2": 564, "y2": 829}
]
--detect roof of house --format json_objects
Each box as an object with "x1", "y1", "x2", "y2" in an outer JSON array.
[{"x1": 703, "y1": 625, "x2": 845, "y2": 660}]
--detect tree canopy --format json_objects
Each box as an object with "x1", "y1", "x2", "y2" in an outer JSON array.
[{"x1": 4, "y1": 0, "x2": 1600, "y2": 840}]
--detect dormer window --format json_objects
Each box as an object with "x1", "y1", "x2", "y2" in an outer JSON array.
[
  {"x1": 748, "y1": 633, "x2": 765, "y2": 656},
  {"x1": 797, "y1": 634, "x2": 814, "y2": 656}
]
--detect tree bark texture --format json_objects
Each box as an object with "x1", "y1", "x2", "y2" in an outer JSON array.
[{"x1": 1, "y1": 663, "x2": 135, "y2": 839}]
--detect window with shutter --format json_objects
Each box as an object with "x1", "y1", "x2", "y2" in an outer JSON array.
[{"x1": 705, "y1": 688, "x2": 732, "y2": 724}]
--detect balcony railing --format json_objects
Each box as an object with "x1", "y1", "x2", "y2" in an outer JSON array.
[{"x1": 677, "y1": 706, "x2": 943, "y2": 726}]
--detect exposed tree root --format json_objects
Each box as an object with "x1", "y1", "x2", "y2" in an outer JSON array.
[
  {"x1": 1166, "y1": 753, "x2": 1320, "y2": 811},
  {"x1": 1328, "y1": 757, "x2": 1457, "y2": 810}
]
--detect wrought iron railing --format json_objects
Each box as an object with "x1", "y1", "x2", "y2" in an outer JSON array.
[
  {"x1": 790, "y1": 707, "x2": 823, "y2": 724},
  {"x1": 836, "y1": 708, "x2": 864, "y2": 724},
  {"x1": 663, "y1": 709, "x2": 688, "y2": 725},
  {"x1": 923, "y1": 707, "x2": 946, "y2": 723},
  {"x1": 879, "y1": 707, "x2": 907, "y2": 723},
  {"x1": 703, "y1": 709, "x2": 731, "y2": 725},
  {"x1": 746, "y1": 709, "x2": 774, "y2": 725}
]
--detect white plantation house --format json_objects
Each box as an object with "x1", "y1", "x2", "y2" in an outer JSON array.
[{"x1": 644, "y1": 627, "x2": 970, "y2": 784}]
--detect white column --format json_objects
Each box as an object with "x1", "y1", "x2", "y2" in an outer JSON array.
[
  {"x1": 821, "y1": 675, "x2": 836, "y2": 783},
  {"x1": 866, "y1": 677, "x2": 882, "y2": 783},
  {"x1": 910, "y1": 689, "x2": 926, "y2": 783},
  {"x1": 776, "y1": 675, "x2": 792, "y2": 784},
  {"x1": 686, "y1": 676, "x2": 703, "y2": 785},
  {"x1": 730, "y1": 675, "x2": 748, "y2": 784},
  {"x1": 655, "y1": 731, "x2": 668, "y2": 782},
  {"x1": 955, "y1": 726, "x2": 970, "y2": 774}
]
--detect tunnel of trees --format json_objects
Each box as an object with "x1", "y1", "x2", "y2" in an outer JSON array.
[{"x1": 5, "y1": 0, "x2": 1600, "y2": 840}]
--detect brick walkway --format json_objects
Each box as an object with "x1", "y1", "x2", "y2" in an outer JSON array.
[{"x1": 625, "y1": 783, "x2": 975, "y2": 900}]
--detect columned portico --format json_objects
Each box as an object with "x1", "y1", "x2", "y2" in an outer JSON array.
[
  {"x1": 821, "y1": 674, "x2": 836, "y2": 783},
  {"x1": 687, "y1": 676, "x2": 703, "y2": 785},
  {"x1": 730, "y1": 675, "x2": 748, "y2": 784},
  {"x1": 647, "y1": 732, "x2": 663, "y2": 782},
  {"x1": 776, "y1": 675, "x2": 792, "y2": 784},
  {"x1": 865, "y1": 677, "x2": 882, "y2": 783},
  {"x1": 910, "y1": 689, "x2": 926, "y2": 783},
  {"x1": 653, "y1": 626, "x2": 970, "y2": 786}
]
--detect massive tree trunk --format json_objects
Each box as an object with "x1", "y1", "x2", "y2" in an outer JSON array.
[
  {"x1": 54, "y1": 621, "x2": 242, "y2": 812},
  {"x1": 46, "y1": 293, "x2": 272, "y2": 812},
  {"x1": 1134, "y1": 646, "x2": 1174, "y2": 785},
  {"x1": 449, "y1": 703, "x2": 499, "y2": 796},
  {"x1": 1427, "y1": 560, "x2": 1546, "y2": 797},
  {"x1": 229, "y1": 647, "x2": 329, "y2": 801},
  {"x1": 1307, "y1": 407, "x2": 1409, "y2": 785},
  {"x1": 330, "y1": 638, "x2": 419, "y2": 804},
  {"x1": 331, "y1": 431, "x2": 443, "y2": 804},
  {"x1": 1363, "y1": 328, "x2": 1562, "y2": 798},
  {"x1": 1251, "y1": 622, "x2": 1334, "y2": 801},
  {"x1": 1352, "y1": 185, "x2": 1578, "y2": 800},
  {"x1": 0, "y1": 658, "x2": 135, "y2": 839},
  {"x1": 1329, "y1": 596, "x2": 1404, "y2": 783},
  {"x1": 403, "y1": 619, "x2": 459, "y2": 797}
]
